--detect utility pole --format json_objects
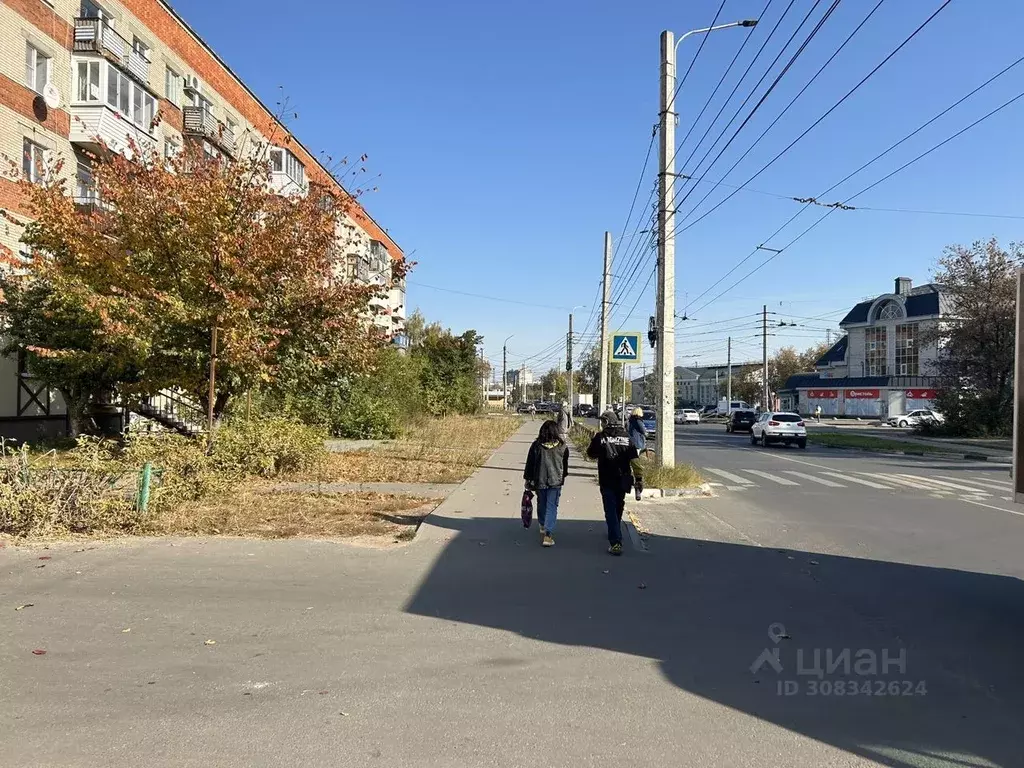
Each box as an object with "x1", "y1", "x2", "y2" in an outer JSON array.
[
  {"x1": 599, "y1": 231, "x2": 612, "y2": 414},
  {"x1": 566, "y1": 313, "x2": 574, "y2": 408},
  {"x1": 502, "y1": 344, "x2": 508, "y2": 411},
  {"x1": 727, "y1": 336, "x2": 732, "y2": 406},
  {"x1": 762, "y1": 305, "x2": 769, "y2": 410},
  {"x1": 826, "y1": 328, "x2": 832, "y2": 345},
  {"x1": 656, "y1": 30, "x2": 677, "y2": 468}
]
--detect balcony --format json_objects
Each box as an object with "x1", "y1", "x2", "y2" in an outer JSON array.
[
  {"x1": 74, "y1": 18, "x2": 150, "y2": 85},
  {"x1": 182, "y1": 106, "x2": 236, "y2": 158},
  {"x1": 70, "y1": 103, "x2": 155, "y2": 157}
]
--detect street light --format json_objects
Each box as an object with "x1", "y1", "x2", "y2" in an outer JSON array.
[
  {"x1": 503, "y1": 334, "x2": 514, "y2": 411},
  {"x1": 654, "y1": 17, "x2": 757, "y2": 468}
]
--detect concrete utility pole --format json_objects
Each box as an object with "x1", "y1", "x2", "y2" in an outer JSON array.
[
  {"x1": 503, "y1": 334, "x2": 514, "y2": 411},
  {"x1": 656, "y1": 30, "x2": 677, "y2": 468},
  {"x1": 727, "y1": 336, "x2": 732, "y2": 406},
  {"x1": 656, "y1": 18, "x2": 756, "y2": 461},
  {"x1": 599, "y1": 232, "x2": 612, "y2": 414},
  {"x1": 762, "y1": 305, "x2": 769, "y2": 410},
  {"x1": 566, "y1": 313, "x2": 574, "y2": 408}
]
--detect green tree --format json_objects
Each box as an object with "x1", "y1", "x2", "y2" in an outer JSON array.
[
  {"x1": 928, "y1": 238, "x2": 1021, "y2": 436},
  {"x1": 413, "y1": 326, "x2": 484, "y2": 416},
  {"x1": 576, "y1": 346, "x2": 622, "y2": 404}
]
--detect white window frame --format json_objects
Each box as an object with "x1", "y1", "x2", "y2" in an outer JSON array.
[
  {"x1": 269, "y1": 147, "x2": 306, "y2": 187},
  {"x1": 132, "y1": 36, "x2": 150, "y2": 61},
  {"x1": 165, "y1": 66, "x2": 181, "y2": 107},
  {"x1": 102, "y1": 62, "x2": 156, "y2": 133},
  {"x1": 23, "y1": 138, "x2": 48, "y2": 184},
  {"x1": 25, "y1": 43, "x2": 51, "y2": 94},
  {"x1": 80, "y1": 0, "x2": 111, "y2": 21},
  {"x1": 75, "y1": 59, "x2": 101, "y2": 102},
  {"x1": 164, "y1": 136, "x2": 181, "y2": 159}
]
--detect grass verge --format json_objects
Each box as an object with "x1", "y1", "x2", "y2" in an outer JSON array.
[
  {"x1": 306, "y1": 415, "x2": 523, "y2": 484},
  {"x1": 807, "y1": 433, "x2": 948, "y2": 454},
  {"x1": 569, "y1": 422, "x2": 704, "y2": 489},
  {"x1": 156, "y1": 489, "x2": 434, "y2": 541}
]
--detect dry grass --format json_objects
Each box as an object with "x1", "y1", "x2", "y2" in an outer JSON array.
[
  {"x1": 637, "y1": 458, "x2": 705, "y2": 489},
  {"x1": 302, "y1": 415, "x2": 523, "y2": 484},
  {"x1": 153, "y1": 489, "x2": 435, "y2": 540}
]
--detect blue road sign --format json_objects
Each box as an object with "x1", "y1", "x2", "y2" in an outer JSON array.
[{"x1": 611, "y1": 332, "x2": 642, "y2": 363}]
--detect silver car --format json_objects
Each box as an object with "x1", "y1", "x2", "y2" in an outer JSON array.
[{"x1": 750, "y1": 412, "x2": 807, "y2": 449}]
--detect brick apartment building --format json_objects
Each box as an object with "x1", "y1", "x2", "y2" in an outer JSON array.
[{"x1": 0, "y1": 0, "x2": 406, "y2": 439}]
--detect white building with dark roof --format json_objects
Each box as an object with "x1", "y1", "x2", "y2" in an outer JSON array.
[{"x1": 780, "y1": 277, "x2": 944, "y2": 417}]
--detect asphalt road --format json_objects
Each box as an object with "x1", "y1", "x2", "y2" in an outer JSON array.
[{"x1": 4, "y1": 422, "x2": 1023, "y2": 768}]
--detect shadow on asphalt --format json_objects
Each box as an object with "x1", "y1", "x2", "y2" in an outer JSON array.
[{"x1": 405, "y1": 516, "x2": 1024, "y2": 768}]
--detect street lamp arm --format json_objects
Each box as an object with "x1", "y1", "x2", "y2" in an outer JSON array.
[{"x1": 675, "y1": 19, "x2": 757, "y2": 52}]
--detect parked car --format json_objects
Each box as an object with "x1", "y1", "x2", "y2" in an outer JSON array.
[
  {"x1": 675, "y1": 408, "x2": 700, "y2": 425},
  {"x1": 887, "y1": 409, "x2": 944, "y2": 428},
  {"x1": 726, "y1": 410, "x2": 757, "y2": 433},
  {"x1": 750, "y1": 411, "x2": 807, "y2": 449},
  {"x1": 641, "y1": 409, "x2": 657, "y2": 438},
  {"x1": 575, "y1": 403, "x2": 596, "y2": 418},
  {"x1": 516, "y1": 402, "x2": 536, "y2": 415}
]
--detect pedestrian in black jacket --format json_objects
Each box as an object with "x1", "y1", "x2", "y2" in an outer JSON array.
[
  {"x1": 587, "y1": 410, "x2": 642, "y2": 555},
  {"x1": 524, "y1": 419, "x2": 569, "y2": 548}
]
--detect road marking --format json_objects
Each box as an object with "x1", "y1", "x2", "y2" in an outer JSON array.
[
  {"x1": 726, "y1": 485, "x2": 749, "y2": 491},
  {"x1": 703, "y1": 468, "x2": 754, "y2": 485},
  {"x1": 744, "y1": 469, "x2": 800, "y2": 486},
  {"x1": 895, "y1": 474, "x2": 991, "y2": 494},
  {"x1": 948, "y1": 476, "x2": 1006, "y2": 491},
  {"x1": 869, "y1": 474, "x2": 950, "y2": 492},
  {"x1": 820, "y1": 472, "x2": 894, "y2": 490},
  {"x1": 969, "y1": 475, "x2": 1013, "y2": 490},
  {"x1": 781, "y1": 471, "x2": 845, "y2": 488},
  {"x1": 961, "y1": 497, "x2": 1024, "y2": 518}
]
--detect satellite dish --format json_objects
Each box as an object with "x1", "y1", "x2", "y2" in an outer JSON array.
[{"x1": 42, "y1": 82, "x2": 61, "y2": 109}]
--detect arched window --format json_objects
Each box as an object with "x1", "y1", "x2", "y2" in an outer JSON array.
[{"x1": 874, "y1": 299, "x2": 904, "y2": 322}]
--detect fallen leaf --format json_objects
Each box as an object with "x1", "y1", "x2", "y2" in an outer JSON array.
[
  {"x1": 809, "y1": 560, "x2": 819, "y2": 566},
  {"x1": 318, "y1": 690, "x2": 329, "y2": 695},
  {"x1": 147, "y1": 681, "x2": 155, "y2": 685},
  {"x1": 35, "y1": 564, "x2": 46, "y2": 569},
  {"x1": 638, "y1": 583, "x2": 647, "y2": 590},
  {"x1": 243, "y1": 692, "x2": 252, "y2": 696},
  {"x1": 602, "y1": 570, "x2": 610, "y2": 574},
  {"x1": 122, "y1": 628, "x2": 131, "y2": 633},
  {"x1": 15, "y1": 604, "x2": 34, "y2": 611},
  {"x1": 31, "y1": 649, "x2": 46, "y2": 655},
  {"x1": 38, "y1": 556, "x2": 51, "y2": 561},
  {"x1": 204, "y1": 639, "x2": 216, "y2": 646},
  {"x1": 339, "y1": 711, "x2": 349, "y2": 717}
]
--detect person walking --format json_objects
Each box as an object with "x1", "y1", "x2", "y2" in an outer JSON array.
[
  {"x1": 524, "y1": 419, "x2": 569, "y2": 548},
  {"x1": 555, "y1": 400, "x2": 573, "y2": 443},
  {"x1": 587, "y1": 410, "x2": 642, "y2": 556},
  {"x1": 627, "y1": 407, "x2": 647, "y2": 458},
  {"x1": 815, "y1": 404, "x2": 822, "y2": 422}
]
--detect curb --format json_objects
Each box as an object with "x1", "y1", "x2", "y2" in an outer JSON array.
[
  {"x1": 806, "y1": 442, "x2": 1009, "y2": 464},
  {"x1": 638, "y1": 482, "x2": 715, "y2": 500}
]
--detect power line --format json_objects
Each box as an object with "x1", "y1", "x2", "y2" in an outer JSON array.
[
  {"x1": 670, "y1": 0, "x2": 729, "y2": 107},
  {"x1": 691, "y1": 85, "x2": 1024, "y2": 314},
  {"x1": 675, "y1": 0, "x2": 954, "y2": 237},
  {"x1": 672, "y1": 0, "x2": 845, "y2": 216},
  {"x1": 674, "y1": 0, "x2": 887, "y2": 228}
]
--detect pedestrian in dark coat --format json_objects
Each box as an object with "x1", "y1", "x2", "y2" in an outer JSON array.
[
  {"x1": 587, "y1": 410, "x2": 642, "y2": 555},
  {"x1": 524, "y1": 419, "x2": 569, "y2": 548}
]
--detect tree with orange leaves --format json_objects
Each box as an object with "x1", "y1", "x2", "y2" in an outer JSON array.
[{"x1": 1, "y1": 138, "x2": 398, "y2": 436}]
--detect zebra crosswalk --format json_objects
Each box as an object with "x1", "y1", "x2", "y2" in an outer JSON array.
[{"x1": 701, "y1": 467, "x2": 1013, "y2": 501}]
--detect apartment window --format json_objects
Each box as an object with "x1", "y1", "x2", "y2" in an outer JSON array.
[
  {"x1": 865, "y1": 326, "x2": 887, "y2": 377},
  {"x1": 105, "y1": 63, "x2": 155, "y2": 131},
  {"x1": 269, "y1": 147, "x2": 306, "y2": 187},
  {"x1": 164, "y1": 137, "x2": 180, "y2": 159},
  {"x1": 225, "y1": 114, "x2": 238, "y2": 143},
  {"x1": 165, "y1": 67, "x2": 180, "y2": 106},
  {"x1": 895, "y1": 323, "x2": 919, "y2": 376},
  {"x1": 80, "y1": 0, "x2": 110, "y2": 20},
  {"x1": 75, "y1": 161, "x2": 96, "y2": 202},
  {"x1": 22, "y1": 139, "x2": 47, "y2": 183},
  {"x1": 25, "y1": 44, "x2": 51, "y2": 93},
  {"x1": 132, "y1": 36, "x2": 150, "y2": 61},
  {"x1": 76, "y1": 60, "x2": 101, "y2": 101}
]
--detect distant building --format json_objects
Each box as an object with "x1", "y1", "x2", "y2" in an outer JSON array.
[
  {"x1": 780, "y1": 277, "x2": 945, "y2": 417},
  {"x1": 631, "y1": 362, "x2": 758, "y2": 406}
]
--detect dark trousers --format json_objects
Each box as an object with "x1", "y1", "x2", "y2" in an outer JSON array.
[{"x1": 600, "y1": 486, "x2": 626, "y2": 545}]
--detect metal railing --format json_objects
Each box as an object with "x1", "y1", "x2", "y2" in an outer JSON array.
[
  {"x1": 74, "y1": 17, "x2": 150, "y2": 84},
  {"x1": 133, "y1": 389, "x2": 206, "y2": 436},
  {"x1": 182, "y1": 106, "x2": 236, "y2": 157}
]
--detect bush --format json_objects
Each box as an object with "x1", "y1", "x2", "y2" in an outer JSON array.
[{"x1": 212, "y1": 417, "x2": 327, "y2": 477}]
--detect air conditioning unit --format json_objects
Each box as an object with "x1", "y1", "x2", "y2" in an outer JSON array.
[{"x1": 183, "y1": 75, "x2": 202, "y2": 93}]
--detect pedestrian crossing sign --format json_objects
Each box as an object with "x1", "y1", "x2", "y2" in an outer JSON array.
[{"x1": 611, "y1": 332, "x2": 642, "y2": 363}]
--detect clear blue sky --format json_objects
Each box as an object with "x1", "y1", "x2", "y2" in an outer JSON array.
[{"x1": 174, "y1": 0, "x2": 1024, "y2": 378}]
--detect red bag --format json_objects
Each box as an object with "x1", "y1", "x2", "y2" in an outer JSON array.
[{"x1": 521, "y1": 490, "x2": 534, "y2": 528}]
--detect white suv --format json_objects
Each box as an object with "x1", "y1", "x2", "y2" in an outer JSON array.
[{"x1": 751, "y1": 412, "x2": 807, "y2": 449}]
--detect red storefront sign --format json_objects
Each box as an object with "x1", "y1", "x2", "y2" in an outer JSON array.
[
  {"x1": 845, "y1": 389, "x2": 880, "y2": 399},
  {"x1": 807, "y1": 389, "x2": 838, "y2": 398},
  {"x1": 905, "y1": 389, "x2": 938, "y2": 400}
]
